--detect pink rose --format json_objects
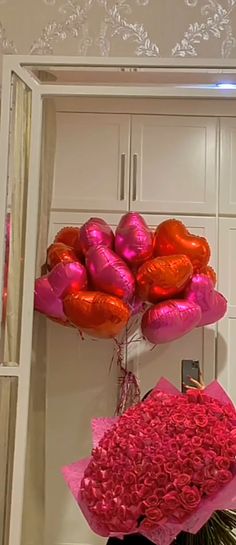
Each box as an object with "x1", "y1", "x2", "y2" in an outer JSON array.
[
  {"x1": 144, "y1": 495, "x2": 160, "y2": 507},
  {"x1": 163, "y1": 491, "x2": 180, "y2": 510},
  {"x1": 217, "y1": 469, "x2": 233, "y2": 485},
  {"x1": 202, "y1": 479, "x2": 219, "y2": 496},
  {"x1": 192, "y1": 436, "x2": 203, "y2": 448},
  {"x1": 215, "y1": 456, "x2": 230, "y2": 470},
  {"x1": 146, "y1": 507, "x2": 165, "y2": 523},
  {"x1": 192, "y1": 456, "x2": 204, "y2": 470},
  {"x1": 174, "y1": 473, "x2": 191, "y2": 489},
  {"x1": 194, "y1": 415, "x2": 209, "y2": 428},
  {"x1": 192, "y1": 470, "x2": 205, "y2": 485},
  {"x1": 123, "y1": 472, "x2": 136, "y2": 485},
  {"x1": 180, "y1": 486, "x2": 201, "y2": 511},
  {"x1": 156, "y1": 472, "x2": 168, "y2": 487}
]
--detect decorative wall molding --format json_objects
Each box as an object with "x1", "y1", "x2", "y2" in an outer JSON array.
[{"x1": 0, "y1": 0, "x2": 236, "y2": 61}]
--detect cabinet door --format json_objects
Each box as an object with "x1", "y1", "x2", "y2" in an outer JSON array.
[
  {"x1": 219, "y1": 118, "x2": 236, "y2": 215},
  {"x1": 129, "y1": 215, "x2": 217, "y2": 396},
  {"x1": 217, "y1": 218, "x2": 236, "y2": 403},
  {"x1": 52, "y1": 113, "x2": 130, "y2": 212},
  {"x1": 130, "y1": 115, "x2": 217, "y2": 215}
]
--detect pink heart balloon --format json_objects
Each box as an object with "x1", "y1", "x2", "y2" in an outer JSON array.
[
  {"x1": 86, "y1": 245, "x2": 135, "y2": 302},
  {"x1": 34, "y1": 276, "x2": 67, "y2": 322},
  {"x1": 48, "y1": 261, "x2": 87, "y2": 299},
  {"x1": 141, "y1": 300, "x2": 201, "y2": 344},
  {"x1": 186, "y1": 274, "x2": 227, "y2": 326},
  {"x1": 80, "y1": 218, "x2": 114, "y2": 255},
  {"x1": 115, "y1": 212, "x2": 153, "y2": 266}
]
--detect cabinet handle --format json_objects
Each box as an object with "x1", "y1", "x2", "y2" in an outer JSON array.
[
  {"x1": 120, "y1": 153, "x2": 125, "y2": 201},
  {"x1": 132, "y1": 154, "x2": 138, "y2": 201}
]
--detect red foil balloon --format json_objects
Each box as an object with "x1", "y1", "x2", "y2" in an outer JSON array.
[
  {"x1": 141, "y1": 300, "x2": 201, "y2": 344},
  {"x1": 154, "y1": 219, "x2": 210, "y2": 271},
  {"x1": 54, "y1": 226, "x2": 83, "y2": 259},
  {"x1": 80, "y1": 218, "x2": 114, "y2": 255},
  {"x1": 47, "y1": 242, "x2": 78, "y2": 271},
  {"x1": 86, "y1": 245, "x2": 135, "y2": 302},
  {"x1": 115, "y1": 212, "x2": 153, "y2": 266},
  {"x1": 137, "y1": 254, "x2": 193, "y2": 303},
  {"x1": 48, "y1": 261, "x2": 87, "y2": 299},
  {"x1": 63, "y1": 291, "x2": 131, "y2": 339}
]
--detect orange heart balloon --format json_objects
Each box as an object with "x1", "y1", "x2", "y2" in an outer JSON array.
[
  {"x1": 153, "y1": 220, "x2": 210, "y2": 272},
  {"x1": 137, "y1": 254, "x2": 193, "y2": 303},
  {"x1": 200, "y1": 265, "x2": 217, "y2": 287},
  {"x1": 63, "y1": 291, "x2": 131, "y2": 339},
  {"x1": 54, "y1": 226, "x2": 83, "y2": 259},
  {"x1": 47, "y1": 242, "x2": 78, "y2": 271}
]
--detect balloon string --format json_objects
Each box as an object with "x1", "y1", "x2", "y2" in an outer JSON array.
[{"x1": 112, "y1": 333, "x2": 141, "y2": 415}]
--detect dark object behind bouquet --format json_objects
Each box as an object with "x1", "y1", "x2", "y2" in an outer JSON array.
[{"x1": 107, "y1": 511, "x2": 236, "y2": 545}]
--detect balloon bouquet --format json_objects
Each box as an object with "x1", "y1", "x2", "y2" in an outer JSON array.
[{"x1": 34, "y1": 213, "x2": 227, "y2": 408}]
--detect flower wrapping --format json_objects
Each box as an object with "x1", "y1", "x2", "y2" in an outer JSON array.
[{"x1": 63, "y1": 379, "x2": 236, "y2": 545}]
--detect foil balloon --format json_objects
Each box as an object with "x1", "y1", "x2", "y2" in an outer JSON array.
[
  {"x1": 86, "y1": 246, "x2": 135, "y2": 302},
  {"x1": 63, "y1": 291, "x2": 131, "y2": 339},
  {"x1": 47, "y1": 242, "x2": 78, "y2": 271},
  {"x1": 186, "y1": 274, "x2": 227, "y2": 327},
  {"x1": 115, "y1": 212, "x2": 153, "y2": 266},
  {"x1": 54, "y1": 226, "x2": 83, "y2": 259},
  {"x1": 48, "y1": 261, "x2": 87, "y2": 299},
  {"x1": 200, "y1": 265, "x2": 217, "y2": 287},
  {"x1": 141, "y1": 300, "x2": 201, "y2": 344},
  {"x1": 80, "y1": 218, "x2": 114, "y2": 255},
  {"x1": 34, "y1": 276, "x2": 67, "y2": 322},
  {"x1": 137, "y1": 254, "x2": 193, "y2": 303},
  {"x1": 154, "y1": 219, "x2": 210, "y2": 271}
]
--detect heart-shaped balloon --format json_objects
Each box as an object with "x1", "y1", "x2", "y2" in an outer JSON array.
[
  {"x1": 115, "y1": 212, "x2": 153, "y2": 266},
  {"x1": 34, "y1": 276, "x2": 67, "y2": 322},
  {"x1": 141, "y1": 300, "x2": 201, "y2": 344},
  {"x1": 63, "y1": 291, "x2": 131, "y2": 339},
  {"x1": 48, "y1": 261, "x2": 87, "y2": 299},
  {"x1": 54, "y1": 226, "x2": 83, "y2": 259},
  {"x1": 154, "y1": 219, "x2": 210, "y2": 271},
  {"x1": 185, "y1": 274, "x2": 227, "y2": 327},
  {"x1": 80, "y1": 218, "x2": 114, "y2": 255},
  {"x1": 47, "y1": 242, "x2": 78, "y2": 271},
  {"x1": 86, "y1": 246, "x2": 135, "y2": 302},
  {"x1": 137, "y1": 254, "x2": 193, "y2": 303},
  {"x1": 200, "y1": 265, "x2": 217, "y2": 287}
]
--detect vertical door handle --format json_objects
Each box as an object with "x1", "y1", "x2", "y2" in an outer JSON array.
[
  {"x1": 120, "y1": 153, "x2": 125, "y2": 201},
  {"x1": 132, "y1": 153, "x2": 138, "y2": 201}
]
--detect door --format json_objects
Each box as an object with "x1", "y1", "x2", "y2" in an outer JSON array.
[
  {"x1": 46, "y1": 213, "x2": 121, "y2": 545},
  {"x1": 52, "y1": 113, "x2": 130, "y2": 212},
  {"x1": 130, "y1": 115, "x2": 217, "y2": 214}
]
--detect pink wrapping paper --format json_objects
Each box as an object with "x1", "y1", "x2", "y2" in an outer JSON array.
[{"x1": 63, "y1": 379, "x2": 236, "y2": 545}]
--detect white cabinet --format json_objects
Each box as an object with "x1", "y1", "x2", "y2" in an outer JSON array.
[
  {"x1": 52, "y1": 112, "x2": 218, "y2": 216},
  {"x1": 219, "y1": 118, "x2": 236, "y2": 215},
  {"x1": 52, "y1": 113, "x2": 130, "y2": 212},
  {"x1": 130, "y1": 115, "x2": 217, "y2": 214},
  {"x1": 217, "y1": 218, "x2": 236, "y2": 403}
]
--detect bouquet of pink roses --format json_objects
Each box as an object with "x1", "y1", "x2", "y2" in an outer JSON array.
[{"x1": 63, "y1": 379, "x2": 236, "y2": 545}]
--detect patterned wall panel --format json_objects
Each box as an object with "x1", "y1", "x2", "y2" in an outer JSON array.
[{"x1": 0, "y1": 0, "x2": 236, "y2": 62}]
